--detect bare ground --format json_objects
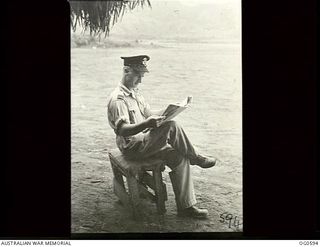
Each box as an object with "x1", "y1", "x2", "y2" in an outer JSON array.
[{"x1": 71, "y1": 45, "x2": 242, "y2": 233}]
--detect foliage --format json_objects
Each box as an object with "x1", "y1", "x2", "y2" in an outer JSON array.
[{"x1": 70, "y1": 0, "x2": 151, "y2": 37}]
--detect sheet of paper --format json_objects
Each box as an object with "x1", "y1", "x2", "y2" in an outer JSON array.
[{"x1": 161, "y1": 96, "x2": 192, "y2": 123}]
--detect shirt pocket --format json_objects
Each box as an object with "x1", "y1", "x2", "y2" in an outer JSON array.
[{"x1": 128, "y1": 108, "x2": 136, "y2": 124}]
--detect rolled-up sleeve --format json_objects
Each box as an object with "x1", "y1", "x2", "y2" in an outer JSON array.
[{"x1": 108, "y1": 99, "x2": 130, "y2": 134}]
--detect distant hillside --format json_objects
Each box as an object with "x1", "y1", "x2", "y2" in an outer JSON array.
[{"x1": 109, "y1": 1, "x2": 241, "y2": 42}]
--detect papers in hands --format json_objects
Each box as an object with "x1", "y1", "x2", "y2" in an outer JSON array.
[{"x1": 161, "y1": 96, "x2": 193, "y2": 123}]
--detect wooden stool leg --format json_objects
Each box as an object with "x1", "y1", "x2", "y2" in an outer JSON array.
[
  {"x1": 127, "y1": 176, "x2": 141, "y2": 219},
  {"x1": 111, "y1": 163, "x2": 125, "y2": 188},
  {"x1": 111, "y1": 162, "x2": 130, "y2": 206},
  {"x1": 153, "y1": 168, "x2": 166, "y2": 214}
]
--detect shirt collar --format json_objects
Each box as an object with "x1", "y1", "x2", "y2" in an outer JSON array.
[{"x1": 119, "y1": 83, "x2": 138, "y2": 98}]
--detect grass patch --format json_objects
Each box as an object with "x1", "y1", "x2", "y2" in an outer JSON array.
[{"x1": 71, "y1": 33, "x2": 162, "y2": 49}]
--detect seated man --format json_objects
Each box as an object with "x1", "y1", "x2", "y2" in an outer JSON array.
[{"x1": 107, "y1": 55, "x2": 218, "y2": 218}]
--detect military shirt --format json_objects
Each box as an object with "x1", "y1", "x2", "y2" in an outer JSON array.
[{"x1": 107, "y1": 84, "x2": 152, "y2": 152}]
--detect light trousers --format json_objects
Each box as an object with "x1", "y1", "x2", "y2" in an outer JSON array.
[{"x1": 121, "y1": 120, "x2": 198, "y2": 209}]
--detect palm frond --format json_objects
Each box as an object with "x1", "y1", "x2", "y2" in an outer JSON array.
[{"x1": 69, "y1": 0, "x2": 152, "y2": 36}]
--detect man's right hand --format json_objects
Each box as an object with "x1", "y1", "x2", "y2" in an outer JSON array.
[
  {"x1": 118, "y1": 116, "x2": 165, "y2": 137},
  {"x1": 146, "y1": 115, "x2": 165, "y2": 128}
]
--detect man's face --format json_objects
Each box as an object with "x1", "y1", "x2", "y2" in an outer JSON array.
[{"x1": 124, "y1": 69, "x2": 145, "y2": 89}]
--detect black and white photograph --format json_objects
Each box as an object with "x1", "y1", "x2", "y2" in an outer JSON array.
[
  {"x1": 3, "y1": 0, "x2": 318, "y2": 241},
  {"x1": 71, "y1": 0, "x2": 242, "y2": 233}
]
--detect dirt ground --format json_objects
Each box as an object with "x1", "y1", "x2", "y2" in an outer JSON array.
[
  {"x1": 71, "y1": 44, "x2": 242, "y2": 233},
  {"x1": 71, "y1": 152, "x2": 242, "y2": 233}
]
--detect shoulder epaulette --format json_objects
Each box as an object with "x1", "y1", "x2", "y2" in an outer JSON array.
[{"x1": 116, "y1": 94, "x2": 125, "y2": 100}]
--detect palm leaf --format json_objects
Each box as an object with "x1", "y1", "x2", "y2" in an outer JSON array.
[{"x1": 69, "y1": 0, "x2": 152, "y2": 36}]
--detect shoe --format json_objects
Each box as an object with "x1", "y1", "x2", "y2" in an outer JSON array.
[
  {"x1": 178, "y1": 206, "x2": 209, "y2": 219},
  {"x1": 190, "y1": 154, "x2": 217, "y2": 168}
]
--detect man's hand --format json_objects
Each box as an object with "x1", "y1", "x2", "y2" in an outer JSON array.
[
  {"x1": 146, "y1": 115, "x2": 165, "y2": 128},
  {"x1": 118, "y1": 115, "x2": 165, "y2": 137}
]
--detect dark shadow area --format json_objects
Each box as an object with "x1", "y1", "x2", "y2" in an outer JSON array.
[
  {"x1": 2, "y1": 0, "x2": 318, "y2": 239},
  {"x1": 2, "y1": 1, "x2": 71, "y2": 238},
  {"x1": 242, "y1": 0, "x2": 318, "y2": 238}
]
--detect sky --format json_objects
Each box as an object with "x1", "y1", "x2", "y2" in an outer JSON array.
[{"x1": 174, "y1": 0, "x2": 240, "y2": 6}]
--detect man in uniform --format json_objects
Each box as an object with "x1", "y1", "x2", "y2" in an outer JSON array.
[{"x1": 107, "y1": 55, "x2": 218, "y2": 218}]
